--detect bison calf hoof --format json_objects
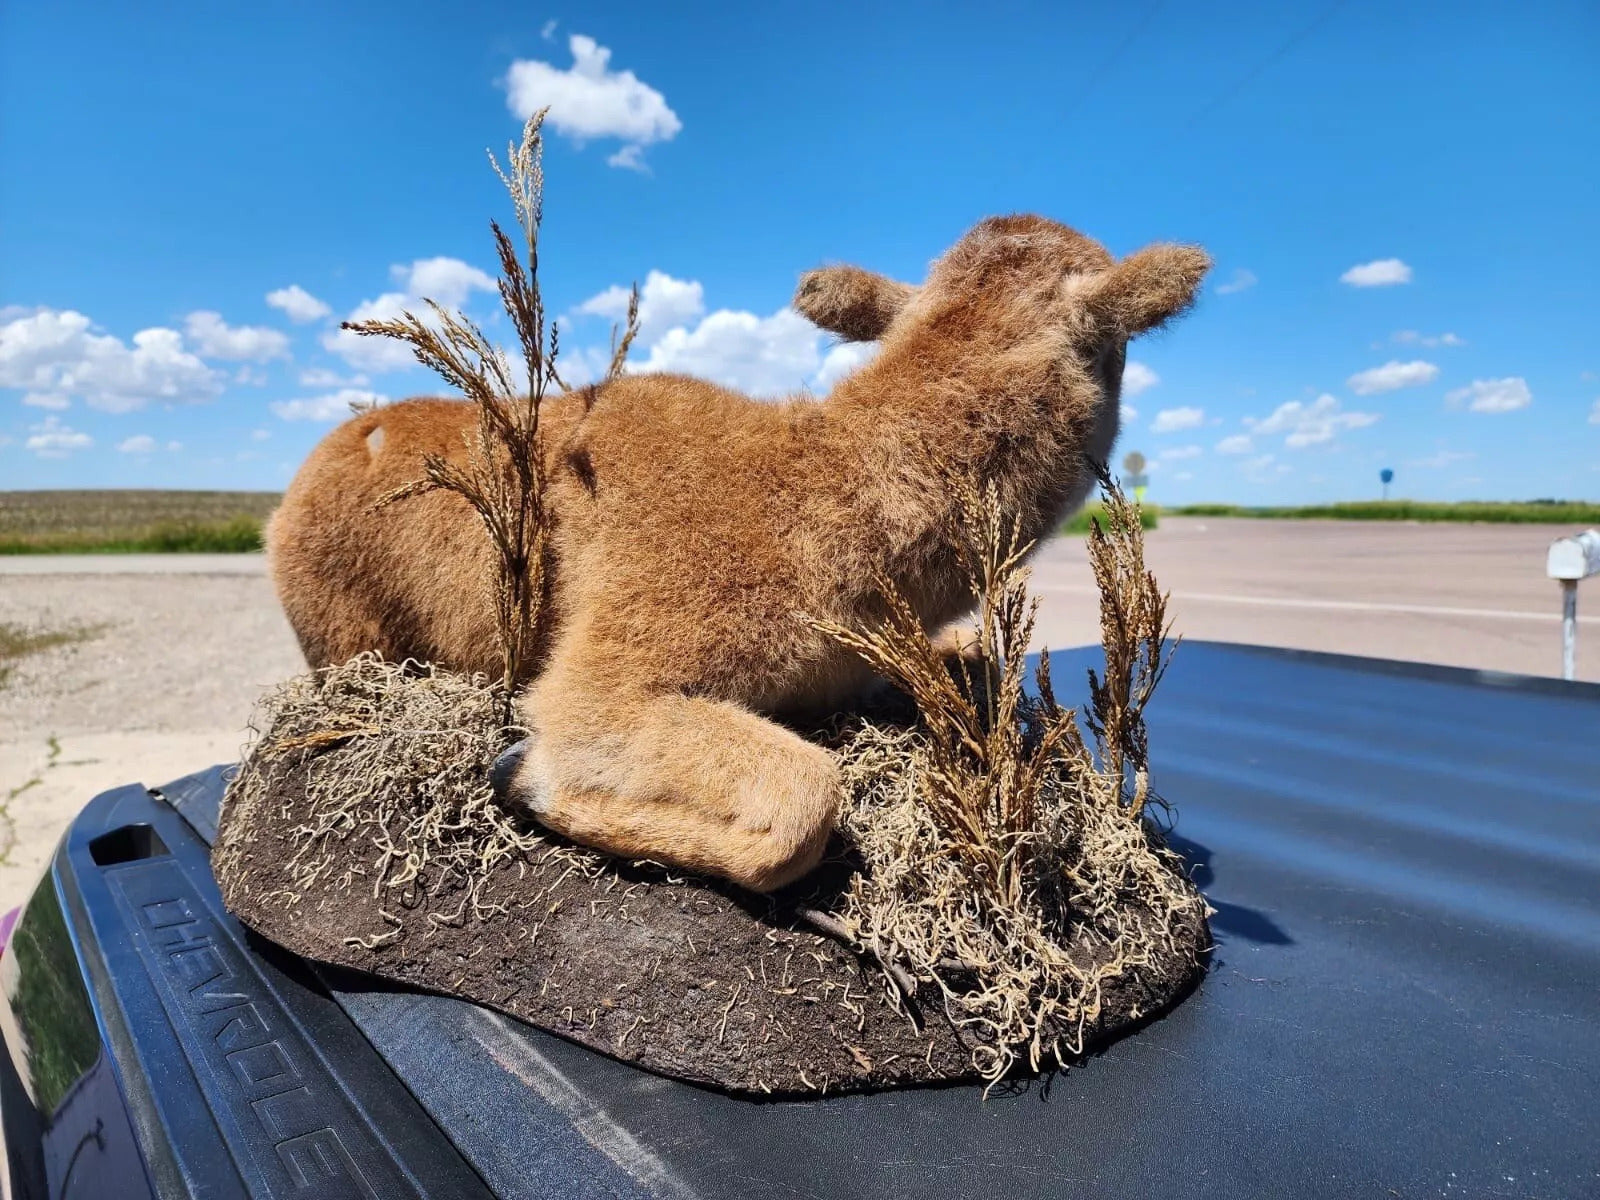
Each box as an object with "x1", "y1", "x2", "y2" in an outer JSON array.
[{"x1": 490, "y1": 738, "x2": 549, "y2": 814}]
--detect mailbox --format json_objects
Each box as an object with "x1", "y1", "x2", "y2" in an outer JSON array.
[
  {"x1": 1547, "y1": 529, "x2": 1600, "y2": 681},
  {"x1": 1547, "y1": 529, "x2": 1600, "y2": 582}
]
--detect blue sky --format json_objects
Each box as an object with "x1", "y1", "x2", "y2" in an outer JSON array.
[{"x1": 2, "y1": 0, "x2": 1596, "y2": 502}]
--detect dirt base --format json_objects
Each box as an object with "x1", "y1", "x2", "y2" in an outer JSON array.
[{"x1": 216, "y1": 743, "x2": 1208, "y2": 1096}]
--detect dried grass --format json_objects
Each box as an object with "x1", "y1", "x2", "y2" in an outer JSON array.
[
  {"x1": 340, "y1": 108, "x2": 639, "y2": 705},
  {"x1": 815, "y1": 467, "x2": 1202, "y2": 1083},
  {"x1": 213, "y1": 657, "x2": 604, "y2": 937}
]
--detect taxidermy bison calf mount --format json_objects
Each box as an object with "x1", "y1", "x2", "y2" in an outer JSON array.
[{"x1": 268, "y1": 215, "x2": 1209, "y2": 893}]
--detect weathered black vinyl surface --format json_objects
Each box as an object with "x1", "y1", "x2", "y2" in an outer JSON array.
[
  {"x1": 161, "y1": 642, "x2": 1600, "y2": 1196},
  {"x1": 15, "y1": 781, "x2": 496, "y2": 1199}
]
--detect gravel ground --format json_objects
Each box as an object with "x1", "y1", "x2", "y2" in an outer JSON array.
[
  {"x1": 0, "y1": 565, "x2": 302, "y2": 911},
  {"x1": 0, "y1": 570, "x2": 301, "y2": 737},
  {"x1": 0, "y1": 517, "x2": 1593, "y2": 914}
]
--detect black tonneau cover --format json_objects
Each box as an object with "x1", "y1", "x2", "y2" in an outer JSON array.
[{"x1": 90, "y1": 643, "x2": 1600, "y2": 1196}]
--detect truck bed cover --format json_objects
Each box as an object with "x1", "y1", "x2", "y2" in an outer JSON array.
[{"x1": 20, "y1": 642, "x2": 1600, "y2": 1197}]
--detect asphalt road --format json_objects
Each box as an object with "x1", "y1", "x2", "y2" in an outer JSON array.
[
  {"x1": 0, "y1": 552, "x2": 267, "y2": 575},
  {"x1": 0, "y1": 517, "x2": 1593, "y2": 913},
  {"x1": 1028, "y1": 517, "x2": 1594, "y2": 684}
]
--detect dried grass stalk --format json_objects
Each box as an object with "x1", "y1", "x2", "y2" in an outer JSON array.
[
  {"x1": 1082, "y1": 461, "x2": 1176, "y2": 816},
  {"x1": 817, "y1": 466, "x2": 1201, "y2": 1083},
  {"x1": 340, "y1": 108, "x2": 640, "y2": 708}
]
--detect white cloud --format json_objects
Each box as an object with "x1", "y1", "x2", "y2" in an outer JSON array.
[
  {"x1": 0, "y1": 308, "x2": 224, "y2": 413},
  {"x1": 271, "y1": 388, "x2": 389, "y2": 422},
  {"x1": 111, "y1": 437, "x2": 182, "y2": 453},
  {"x1": 323, "y1": 257, "x2": 496, "y2": 372},
  {"x1": 1340, "y1": 258, "x2": 1412, "y2": 287},
  {"x1": 1122, "y1": 360, "x2": 1159, "y2": 396},
  {"x1": 1247, "y1": 393, "x2": 1379, "y2": 448},
  {"x1": 1347, "y1": 359, "x2": 1439, "y2": 395},
  {"x1": 1215, "y1": 434, "x2": 1254, "y2": 455},
  {"x1": 1121, "y1": 403, "x2": 1138, "y2": 423},
  {"x1": 250, "y1": 427, "x2": 271, "y2": 441},
  {"x1": 1159, "y1": 444, "x2": 1202, "y2": 461},
  {"x1": 26, "y1": 415, "x2": 91, "y2": 457},
  {"x1": 1151, "y1": 406, "x2": 1205, "y2": 433},
  {"x1": 184, "y1": 311, "x2": 290, "y2": 362},
  {"x1": 588, "y1": 256, "x2": 1231, "y2": 397},
  {"x1": 575, "y1": 269, "x2": 705, "y2": 346},
  {"x1": 1589, "y1": 398, "x2": 1600, "y2": 425},
  {"x1": 606, "y1": 145, "x2": 647, "y2": 172},
  {"x1": 569, "y1": 266, "x2": 882, "y2": 396},
  {"x1": 504, "y1": 34, "x2": 681, "y2": 170},
  {"x1": 324, "y1": 295, "x2": 417, "y2": 372},
  {"x1": 1392, "y1": 329, "x2": 1464, "y2": 348},
  {"x1": 393, "y1": 258, "x2": 497, "y2": 307},
  {"x1": 634, "y1": 308, "x2": 822, "y2": 397},
  {"x1": 1445, "y1": 377, "x2": 1532, "y2": 414},
  {"x1": 540, "y1": 18, "x2": 558, "y2": 40},
  {"x1": 266, "y1": 285, "x2": 332, "y2": 324},
  {"x1": 22, "y1": 391, "x2": 68, "y2": 410},
  {"x1": 1215, "y1": 268, "x2": 1257, "y2": 295},
  {"x1": 1242, "y1": 452, "x2": 1292, "y2": 480},
  {"x1": 813, "y1": 341, "x2": 878, "y2": 390},
  {"x1": 1409, "y1": 449, "x2": 1476, "y2": 469},
  {"x1": 299, "y1": 366, "x2": 368, "y2": 388}
]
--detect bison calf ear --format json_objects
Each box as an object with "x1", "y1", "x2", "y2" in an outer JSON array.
[
  {"x1": 1090, "y1": 244, "x2": 1211, "y2": 338},
  {"x1": 793, "y1": 265, "x2": 916, "y2": 342}
]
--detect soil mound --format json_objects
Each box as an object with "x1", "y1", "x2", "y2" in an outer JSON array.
[{"x1": 214, "y1": 656, "x2": 1208, "y2": 1095}]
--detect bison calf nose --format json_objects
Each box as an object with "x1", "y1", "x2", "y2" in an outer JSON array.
[{"x1": 491, "y1": 739, "x2": 528, "y2": 805}]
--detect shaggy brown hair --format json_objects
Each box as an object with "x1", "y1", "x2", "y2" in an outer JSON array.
[{"x1": 267, "y1": 215, "x2": 1208, "y2": 891}]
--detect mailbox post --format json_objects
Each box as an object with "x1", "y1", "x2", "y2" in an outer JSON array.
[{"x1": 1546, "y1": 529, "x2": 1600, "y2": 681}]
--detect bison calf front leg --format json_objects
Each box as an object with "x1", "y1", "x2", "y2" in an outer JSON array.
[{"x1": 494, "y1": 683, "x2": 840, "y2": 893}]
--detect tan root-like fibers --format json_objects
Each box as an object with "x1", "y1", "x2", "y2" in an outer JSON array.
[{"x1": 214, "y1": 659, "x2": 604, "y2": 939}]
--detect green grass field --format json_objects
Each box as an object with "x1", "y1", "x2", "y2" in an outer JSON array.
[
  {"x1": 0, "y1": 490, "x2": 280, "y2": 553},
  {"x1": 1171, "y1": 500, "x2": 1600, "y2": 525},
  {"x1": 3, "y1": 491, "x2": 1593, "y2": 554},
  {"x1": 1062, "y1": 503, "x2": 1160, "y2": 533}
]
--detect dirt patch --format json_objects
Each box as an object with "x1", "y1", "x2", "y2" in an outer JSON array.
[{"x1": 214, "y1": 658, "x2": 1207, "y2": 1096}]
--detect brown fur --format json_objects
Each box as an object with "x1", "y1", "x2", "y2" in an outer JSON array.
[
  {"x1": 794, "y1": 264, "x2": 917, "y2": 344},
  {"x1": 268, "y1": 215, "x2": 1209, "y2": 891}
]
